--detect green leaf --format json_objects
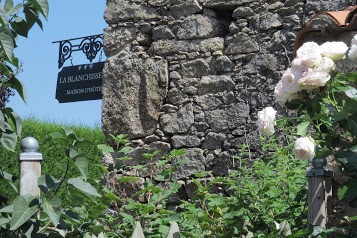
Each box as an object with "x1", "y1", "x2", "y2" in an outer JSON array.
[
  {"x1": 90, "y1": 225, "x2": 106, "y2": 236},
  {"x1": 0, "y1": 26, "x2": 14, "y2": 62},
  {"x1": 344, "y1": 86, "x2": 357, "y2": 98},
  {"x1": 23, "y1": 3, "x2": 42, "y2": 30},
  {"x1": 338, "y1": 179, "x2": 357, "y2": 202},
  {"x1": 4, "y1": 108, "x2": 22, "y2": 136},
  {"x1": 48, "y1": 132, "x2": 71, "y2": 146},
  {"x1": 10, "y1": 17, "x2": 29, "y2": 37},
  {"x1": 296, "y1": 121, "x2": 310, "y2": 136},
  {"x1": 0, "y1": 217, "x2": 10, "y2": 226},
  {"x1": 28, "y1": 0, "x2": 49, "y2": 19},
  {"x1": 97, "y1": 144, "x2": 114, "y2": 153},
  {"x1": 42, "y1": 197, "x2": 61, "y2": 226},
  {"x1": 73, "y1": 139, "x2": 93, "y2": 147},
  {"x1": 0, "y1": 128, "x2": 17, "y2": 152},
  {"x1": 350, "y1": 145, "x2": 357, "y2": 153},
  {"x1": 344, "y1": 98, "x2": 357, "y2": 114},
  {"x1": 336, "y1": 151, "x2": 357, "y2": 165},
  {"x1": 0, "y1": 170, "x2": 17, "y2": 193},
  {"x1": 6, "y1": 3, "x2": 21, "y2": 16},
  {"x1": 94, "y1": 164, "x2": 109, "y2": 173},
  {"x1": 0, "y1": 204, "x2": 13, "y2": 213},
  {"x1": 109, "y1": 134, "x2": 128, "y2": 145},
  {"x1": 0, "y1": 110, "x2": 6, "y2": 132},
  {"x1": 67, "y1": 178, "x2": 101, "y2": 198},
  {"x1": 37, "y1": 174, "x2": 60, "y2": 194},
  {"x1": 333, "y1": 110, "x2": 349, "y2": 122},
  {"x1": 118, "y1": 176, "x2": 138, "y2": 183},
  {"x1": 0, "y1": 8, "x2": 9, "y2": 26},
  {"x1": 170, "y1": 148, "x2": 186, "y2": 157},
  {"x1": 75, "y1": 157, "x2": 89, "y2": 180},
  {"x1": 119, "y1": 146, "x2": 132, "y2": 154},
  {"x1": 345, "y1": 72, "x2": 357, "y2": 82},
  {"x1": 4, "y1": 0, "x2": 13, "y2": 12},
  {"x1": 102, "y1": 192, "x2": 120, "y2": 205},
  {"x1": 347, "y1": 115, "x2": 357, "y2": 135},
  {"x1": 10, "y1": 195, "x2": 39, "y2": 230},
  {"x1": 48, "y1": 131, "x2": 63, "y2": 139},
  {"x1": 3, "y1": 76, "x2": 27, "y2": 103}
]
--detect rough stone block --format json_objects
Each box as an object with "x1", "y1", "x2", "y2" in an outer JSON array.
[
  {"x1": 182, "y1": 59, "x2": 211, "y2": 78},
  {"x1": 160, "y1": 103, "x2": 195, "y2": 134},
  {"x1": 172, "y1": 135, "x2": 201, "y2": 148},
  {"x1": 149, "y1": 37, "x2": 224, "y2": 56},
  {"x1": 170, "y1": 0, "x2": 202, "y2": 18},
  {"x1": 201, "y1": 0, "x2": 259, "y2": 10},
  {"x1": 205, "y1": 103, "x2": 249, "y2": 132},
  {"x1": 197, "y1": 75, "x2": 235, "y2": 95},
  {"x1": 105, "y1": 0, "x2": 160, "y2": 23},
  {"x1": 202, "y1": 132, "x2": 226, "y2": 150},
  {"x1": 172, "y1": 148, "x2": 205, "y2": 179},
  {"x1": 176, "y1": 15, "x2": 228, "y2": 40},
  {"x1": 195, "y1": 95, "x2": 222, "y2": 110},
  {"x1": 153, "y1": 25, "x2": 176, "y2": 41},
  {"x1": 103, "y1": 27, "x2": 136, "y2": 57},
  {"x1": 102, "y1": 52, "x2": 168, "y2": 139},
  {"x1": 225, "y1": 32, "x2": 259, "y2": 54}
]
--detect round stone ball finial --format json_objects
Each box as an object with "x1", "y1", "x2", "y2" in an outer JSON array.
[{"x1": 21, "y1": 137, "x2": 39, "y2": 153}]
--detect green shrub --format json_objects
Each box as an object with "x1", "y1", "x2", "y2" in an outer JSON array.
[{"x1": 0, "y1": 117, "x2": 105, "y2": 200}]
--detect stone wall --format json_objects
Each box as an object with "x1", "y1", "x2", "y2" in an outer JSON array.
[{"x1": 101, "y1": 0, "x2": 356, "y2": 199}]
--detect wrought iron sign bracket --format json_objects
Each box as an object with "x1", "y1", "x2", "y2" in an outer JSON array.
[{"x1": 52, "y1": 34, "x2": 103, "y2": 68}]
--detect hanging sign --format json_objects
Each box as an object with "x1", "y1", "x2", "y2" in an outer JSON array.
[
  {"x1": 53, "y1": 34, "x2": 104, "y2": 103},
  {"x1": 55, "y1": 62, "x2": 104, "y2": 103}
]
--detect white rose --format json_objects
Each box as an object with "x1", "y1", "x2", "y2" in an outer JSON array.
[
  {"x1": 257, "y1": 107, "x2": 277, "y2": 137},
  {"x1": 294, "y1": 137, "x2": 315, "y2": 160},
  {"x1": 315, "y1": 57, "x2": 335, "y2": 73},
  {"x1": 352, "y1": 34, "x2": 357, "y2": 46},
  {"x1": 320, "y1": 41, "x2": 348, "y2": 61},
  {"x1": 348, "y1": 45, "x2": 357, "y2": 61},
  {"x1": 280, "y1": 68, "x2": 300, "y2": 94},
  {"x1": 297, "y1": 69, "x2": 331, "y2": 90},
  {"x1": 296, "y1": 42, "x2": 323, "y2": 67},
  {"x1": 274, "y1": 81, "x2": 298, "y2": 104},
  {"x1": 348, "y1": 35, "x2": 357, "y2": 60}
]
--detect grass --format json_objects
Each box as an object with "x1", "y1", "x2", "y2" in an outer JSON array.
[{"x1": 0, "y1": 117, "x2": 106, "y2": 200}]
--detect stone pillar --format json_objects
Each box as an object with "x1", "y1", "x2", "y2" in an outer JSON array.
[{"x1": 19, "y1": 137, "x2": 43, "y2": 196}]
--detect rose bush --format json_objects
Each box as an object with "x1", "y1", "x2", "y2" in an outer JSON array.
[{"x1": 258, "y1": 38, "x2": 357, "y2": 236}]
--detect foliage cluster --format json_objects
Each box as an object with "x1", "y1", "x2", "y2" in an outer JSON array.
[
  {"x1": 0, "y1": 120, "x2": 309, "y2": 237},
  {"x1": 260, "y1": 39, "x2": 357, "y2": 236},
  {"x1": 96, "y1": 129, "x2": 309, "y2": 237},
  {"x1": 0, "y1": 117, "x2": 105, "y2": 201},
  {"x1": 0, "y1": 0, "x2": 49, "y2": 152}
]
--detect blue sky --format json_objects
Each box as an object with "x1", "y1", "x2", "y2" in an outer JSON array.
[{"x1": 9, "y1": 1, "x2": 107, "y2": 127}]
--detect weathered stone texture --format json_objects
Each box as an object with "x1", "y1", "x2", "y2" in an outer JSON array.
[
  {"x1": 102, "y1": 53, "x2": 168, "y2": 139},
  {"x1": 225, "y1": 33, "x2": 259, "y2": 54},
  {"x1": 105, "y1": 0, "x2": 160, "y2": 23},
  {"x1": 170, "y1": 0, "x2": 202, "y2": 18},
  {"x1": 160, "y1": 103, "x2": 194, "y2": 134},
  {"x1": 102, "y1": 0, "x2": 357, "y2": 204},
  {"x1": 176, "y1": 15, "x2": 228, "y2": 40},
  {"x1": 150, "y1": 38, "x2": 224, "y2": 56}
]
